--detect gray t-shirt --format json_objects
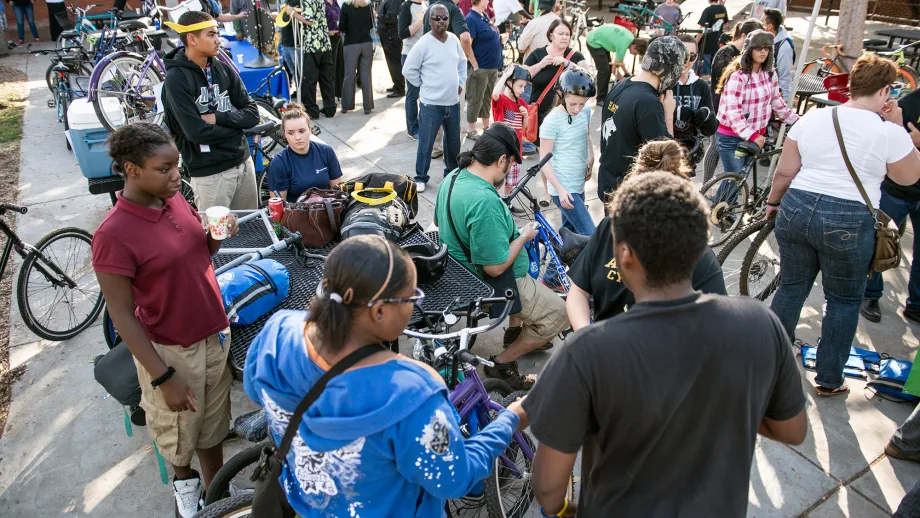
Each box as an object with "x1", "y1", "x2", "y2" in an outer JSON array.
[
  {"x1": 403, "y1": 1, "x2": 427, "y2": 55},
  {"x1": 653, "y1": 3, "x2": 681, "y2": 31},
  {"x1": 523, "y1": 293, "x2": 806, "y2": 517}
]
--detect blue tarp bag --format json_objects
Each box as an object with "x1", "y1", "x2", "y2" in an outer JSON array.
[
  {"x1": 868, "y1": 359, "x2": 920, "y2": 403},
  {"x1": 216, "y1": 259, "x2": 290, "y2": 326}
]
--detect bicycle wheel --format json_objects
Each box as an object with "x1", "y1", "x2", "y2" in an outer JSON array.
[
  {"x1": 204, "y1": 443, "x2": 265, "y2": 506},
  {"x1": 700, "y1": 172, "x2": 749, "y2": 247},
  {"x1": 92, "y1": 55, "x2": 165, "y2": 132},
  {"x1": 193, "y1": 494, "x2": 253, "y2": 518},
  {"x1": 16, "y1": 227, "x2": 103, "y2": 341},
  {"x1": 257, "y1": 171, "x2": 272, "y2": 208},
  {"x1": 716, "y1": 219, "x2": 771, "y2": 296},
  {"x1": 253, "y1": 97, "x2": 284, "y2": 154},
  {"x1": 484, "y1": 393, "x2": 535, "y2": 518},
  {"x1": 181, "y1": 177, "x2": 196, "y2": 210},
  {"x1": 897, "y1": 66, "x2": 918, "y2": 96},
  {"x1": 740, "y1": 219, "x2": 780, "y2": 303},
  {"x1": 102, "y1": 305, "x2": 122, "y2": 349}
]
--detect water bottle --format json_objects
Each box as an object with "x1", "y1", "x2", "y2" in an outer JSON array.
[{"x1": 154, "y1": 18, "x2": 160, "y2": 30}]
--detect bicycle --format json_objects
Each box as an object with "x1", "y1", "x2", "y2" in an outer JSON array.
[
  {"x1": 87, "y1": 35, "x2": 239, "y2": 132},
  {"x1": 715, "y1": 218, "x2": 779, "y2": 301},
  {"x1": 560, "y1": 0, "x2": 603, "y2": 52},
  {"x1": 614, "y1": 0, "x2": 678, "y2": 36},
  {"x1": 502, "y1": 24, "x2": 524, "y2": 68},
  {"x1": 55, "y1": 3, "x2": 119, "y2": 49},
  {"x1": 32, "y1": 49, "x2": 89, "y2": 150},
  {"x1": 699, "y1": 138, "x2": 782, "y2": 247},
  {"x1": 502, "y1": 153, "x2": 590, "y2": 294},
  {"x1": 802, "y1": 41, "x2": 920, "y2": 97},
  {"x1": 0, "y1": 203, "x2": 104, "y2": 341}
]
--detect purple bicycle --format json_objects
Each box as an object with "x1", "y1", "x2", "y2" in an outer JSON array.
[
  {"x1": 404, "y1": 291, "x2": 538, "y2": 518},
  {"x1": 86, "y1": 36, "x2": 238, "y2": 132}
]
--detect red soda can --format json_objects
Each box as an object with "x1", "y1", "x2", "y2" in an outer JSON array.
[{"x1": 268, "y1": 197, "x2": 284, "y2": 222}]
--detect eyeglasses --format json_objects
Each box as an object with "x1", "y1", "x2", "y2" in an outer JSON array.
[
  {"x1": 685, "y1": 52, "x2": 697, "y2": 62},
  {"x1": 370, "y1": 287, "x2": 425, "y2": 307},
  {"x1": 430, "y1": 15, "x2": 449, "y2": 21}
]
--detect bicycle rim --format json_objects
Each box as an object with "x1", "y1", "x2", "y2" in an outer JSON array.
[
  {"x1": 485, "y1": 431, "x2": 535, "y2": 518},
  {"x1": 92, "y1": 55, "x2": 164, "y2": 131},
  {"x1": 716, "y1": 219, "x2": 770, "y2": 296},
  {"x1": 740, "y1": 220, "x2": 780, "y2": 303},
  {"x1": 181, "y1": 178, "x2": 197, "y2": 211},
  {"x1": 257, "y1": 172, "x2": 271, "y2": 208},
  {"x1": 17, "y1": 228, "x2": 103, "y2": 341},
  {"x1": 700, "y1": 173, "x2": 749, "y2": 247},
  {"x1": 897, "y1": 67, "x2": 918, "y2": 96}
]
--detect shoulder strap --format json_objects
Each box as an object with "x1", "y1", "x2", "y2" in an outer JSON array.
[
  {"x1": 445, "y1": 170, "x2": 475, "y2": 263},
  {"x1": 535, "y1": 49, "x2": 576, "y2": 107},
  {"x1": 831, "y1": 107, "x2": 876, "y2": 218},
  {"x1": 274, "y1": 343, "x2": 386, "y2": 461}
]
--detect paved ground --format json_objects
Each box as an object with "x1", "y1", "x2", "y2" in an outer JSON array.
[{"x1": 1, "y1": 3, "x2": 920, "y2": 515}]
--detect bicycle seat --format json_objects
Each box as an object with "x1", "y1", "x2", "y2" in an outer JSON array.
[
  {"x1": 557, "y1": 226, "x2": 589, "y2": 257},
  {"x1": 51, "y1": 62, "x2": 70, "y2": 73},
  {"x1": 117, "y1": 19, "x2": 148, "y2": 31},
  {"x1": 119, "y1": 10, "x2": 148, "y2": 20},
  {"x1": 735, "y1": 140, "x2": 762, "y2": 157},
  {"x1": 244, "y1": 121, "x2": 278, "y2": 137}
]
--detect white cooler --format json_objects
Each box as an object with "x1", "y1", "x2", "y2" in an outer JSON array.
[{"x1": 68, "y1": 98, "x2": 124, "y2": 179}]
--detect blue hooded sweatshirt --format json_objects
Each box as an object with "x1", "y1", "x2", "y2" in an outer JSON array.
[{"x1": 243, "y1": 310, "x2": 520, "y2": 517}]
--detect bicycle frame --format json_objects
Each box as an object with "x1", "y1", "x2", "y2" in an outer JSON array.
[{"x1": 0, "y1": 216, "x2": 79, "y2": 290}]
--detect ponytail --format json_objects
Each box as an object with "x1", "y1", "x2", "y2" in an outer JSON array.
[{"x1": 458, "y1": 151, "x2": 475, "y2": 169}]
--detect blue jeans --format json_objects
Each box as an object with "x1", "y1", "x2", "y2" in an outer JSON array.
[
  {"x1": 402, "y1": 55, "x2": 420, "y2": 137},
  {"x1": 12, "y1": 4, "x2": 38, "y2": 41},
  {"x1": 551, "y1": 192, "x2": 595, "y2": 236},
  {"x1": 700, "y1": 52, "x2": 713, "y2": 76},
  {"x1": 865, "y1": 190, "x2": 920, "y2": 309},
  {"x1": 416, "y1": 102, "x2": 461, "y2": 184},
  {"x1": 770, "y1": 189, "x2": 876, "y2": 390},
  {"x1": 279, "y1": 45, "x2": 298, "y2": 78},
  {"x1": 714, "y1": 133, "x2": 752, "y2": 206}
]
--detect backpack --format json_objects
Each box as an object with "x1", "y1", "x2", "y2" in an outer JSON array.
[
  {"x1": 216, "y1": 259, "x2": 290, "y2": 326},
  {"x1": 774, "y1": 37, "x2": 796, "y2": 64},
  {"x1": 340, "y1": 188, "x2": 411, "y2": 242},
  {"x1": 338, "y1": 173, "x2": 419, "y2": 219}
]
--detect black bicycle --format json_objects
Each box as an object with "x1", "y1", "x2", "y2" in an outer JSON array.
[{"x1": 0, "y1": 203, "x2": 104, "y2": 341}]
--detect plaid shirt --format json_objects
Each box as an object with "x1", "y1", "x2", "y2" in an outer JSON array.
[{"x1": 717, "y1": 69, "x2": 798, "y2": 141}]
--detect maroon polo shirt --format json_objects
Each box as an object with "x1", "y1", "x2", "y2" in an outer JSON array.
[{"x1": 92, "y1": 193, "x2": 229, "y2": 347}]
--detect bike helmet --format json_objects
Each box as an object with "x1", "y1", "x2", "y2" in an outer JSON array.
[
  {"x1": 678, "y1": 134, "x2": 704, "y2": 172},
  {"x1": 556, "y1": 68, "x2": 596, "y2": 98},
  {"x1": 507, "y1": 64, "x2": 532, "y2": 83},
  {"x1": 402, "y1": 242, "x2": 448, "y2": 285},
  {"x1": 641, "y1": 35, "x2": 686, "y2": 93}
]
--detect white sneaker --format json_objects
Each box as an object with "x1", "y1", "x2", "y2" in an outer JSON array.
[
  {"x1": 173, "y1": 474, "x2": 202, "y2": 518},
  {"x1": 416, "y1": 182, "x2": 426, "y2": 193}
]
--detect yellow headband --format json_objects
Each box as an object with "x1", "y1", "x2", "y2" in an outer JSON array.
[{"x1": 163, "y1": 19, "x2": 218, "y2": 33}]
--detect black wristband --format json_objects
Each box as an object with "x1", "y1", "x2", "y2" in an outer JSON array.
[
  {"x1": 766, "y1": 200, "x2": 782, "y2": 207},
  {"x1": 150, "y1": 366, "x2": 176, "y2": 389}
]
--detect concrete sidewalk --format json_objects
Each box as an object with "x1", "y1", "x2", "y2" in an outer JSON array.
[{"x1": 0, "y1": 19, "x2": 918, "y2": 515}]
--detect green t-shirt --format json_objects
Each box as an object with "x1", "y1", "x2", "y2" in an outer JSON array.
[
  {"x1": 586, "y1": 24, "x2": 635, "y2": 63},
  {"x1": 435, "y1": 169, "x2": 530, "y2": 279}
]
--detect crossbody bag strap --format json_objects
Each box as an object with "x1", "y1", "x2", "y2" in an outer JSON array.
[
  {"x1": 831, "y1": 107, "x2": 877, "y2": 218},
  {"x1": 534, "y1": 49, "x2": 576, "y2": 107},
  {"x1": 445, "y1": 170, "x2": 475, "y2": 263},
  {"x1": 323, "y1": 198, "x2": 338, "y2": 235},
  {"x1": 274, "y1": 343, "x2": 386, "y2": 462}
]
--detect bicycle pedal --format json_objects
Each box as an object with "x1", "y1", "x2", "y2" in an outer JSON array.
[{"x1": 47, "y1": 99, "x2": 55, "y2": 108}]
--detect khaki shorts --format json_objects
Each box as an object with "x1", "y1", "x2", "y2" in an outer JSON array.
[
  {"x1": 465, "y1": 68, "x2": 499, "y2": 124},
  {"x1": 190, "y1": 157, "x2": 258, "y2": 212},
  {"x1": 514, "y1": 275, "x2": 569, "y2": 342},
  {"x1": 135, "y1": 329, "x2": 233, "y2": 466}
]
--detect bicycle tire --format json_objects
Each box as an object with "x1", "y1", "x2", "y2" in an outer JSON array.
[
  {"x1": 483, "y1": 378, "x2": 513, "y2": 399},
  {"x1": 102, "y1": 305, "x2": 122, "y2": 349},
  {"x1": 181, "y1": 177, "x2": 197, "y2": 210},
  {"x1": 716, "y1": 218, "x2": 771, "y2": 296},
  {"x1": 193, "y1": 494, "x2": 253, "y2": 518},
  {"x1": 204, "y1": 443, "x2": 266, "y2": 506},
  {"x1": 253, "y1": 97, "x2": 284, "y2": 154},
  {"x1": 700, "y1": 172, "x2": 749, "y2": 247},
  {"x1": 740, "y1": 219, "x2": 780, "y2": 302},
  {"x1": 17, "y1": 227, "x2": 103, "y2": 341},
  {"x1": 897, "y1": 65, "x2": 918, "y2": 94},
  {"x1": 257, "y1": 171, "x2": 271, "y2": 208},
  {"x1": 91, "y1": 55, "x2": 165, "y2": 132},
  {"x1": 484, "y1": 417, "x2": 535, "y2": 518}
]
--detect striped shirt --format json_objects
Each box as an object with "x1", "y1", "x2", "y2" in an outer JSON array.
[{"x1": 716, "y1": 69, "x2": 798, "y2": 141}]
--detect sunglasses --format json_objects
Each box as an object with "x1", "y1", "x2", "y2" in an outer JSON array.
[
  {"x1": 430, "y1": 15, "x2": 449, "y2": 21},
  {"x1": 685, "y1": 52, "x2": 697, "y2": 63},
  {"x1": 371, "y1": 287, "x2": 426, "y2": 307},
  {"x1": 753, "y1": 46, "x2": 772, "y2": 52}
]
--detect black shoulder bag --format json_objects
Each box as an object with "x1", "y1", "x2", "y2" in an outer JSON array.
[
  {"x1": 444, "y1": 170, "x2": 523, "y2": 317},
  {"x1": 249, "y1": 343, "x2": 387, "y2": 517}
]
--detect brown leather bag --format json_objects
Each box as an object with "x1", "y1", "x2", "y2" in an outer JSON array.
[
  {"x1": 832, "y1": 107, "x2": 901, "y2": 274},
  {"x1": 280, "y1": 188, "x2": 350, "y2": 248}
]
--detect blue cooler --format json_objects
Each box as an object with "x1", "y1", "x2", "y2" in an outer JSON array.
[{"x1": 68, "y1": 98, "x2": 124, "y2": 179}]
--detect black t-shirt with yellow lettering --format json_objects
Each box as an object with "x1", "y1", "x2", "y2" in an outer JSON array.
[{"x1": 568, "y1": 217, "x2": 726, "y2": 322}]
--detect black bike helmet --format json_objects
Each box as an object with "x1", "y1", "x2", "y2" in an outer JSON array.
[
  {"x1": 402, "y1": 242, "x2": 448, "y2": 285},
  {"x1": 507, "y1": 64, "x2": 532, "y2": 83},
  {"x1": 678, "y1": 134, "x2": 704, "y2": 173},
  {"x1": 555, "y1": 68, "x2": 596, "y2": 98}
]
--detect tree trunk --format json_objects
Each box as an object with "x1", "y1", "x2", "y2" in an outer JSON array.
[{"x1": 835, "y1": 0, "x2": 868, "y2": 70}]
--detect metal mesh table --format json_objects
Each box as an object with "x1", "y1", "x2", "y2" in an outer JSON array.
[{"x1": 213, "y1": 222, "x2": 492, "y2": 373}]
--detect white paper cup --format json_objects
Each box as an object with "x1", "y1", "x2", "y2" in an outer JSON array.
[
  {"x1": 206, "y1": 206, "x2": 230, "y2": 240},
  {"x1": 237, "y1": 53, "x2": 244, "y2": 64}
]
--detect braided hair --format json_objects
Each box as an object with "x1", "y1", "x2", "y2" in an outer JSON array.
[{"x1": 107, "y1": 122, "x2": 174, "y2": 176}]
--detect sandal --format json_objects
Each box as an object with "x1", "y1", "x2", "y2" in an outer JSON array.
[{"x1": 815, "y1": 383, "x2": 849, "y2": 397}]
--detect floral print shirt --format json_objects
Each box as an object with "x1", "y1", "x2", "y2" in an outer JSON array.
[{"x1": 288, "y1": 0, "x2": 331, "y2": 53}]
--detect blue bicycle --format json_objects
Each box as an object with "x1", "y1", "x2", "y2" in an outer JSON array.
[{"x1": 502, "y1": 153, "x2": 588, "y2": 295}]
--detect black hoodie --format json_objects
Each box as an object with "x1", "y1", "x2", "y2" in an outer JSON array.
[
  {"x1": 673, "y1": 70, "x2": 717, "y2": 140},
  {"x1": 162, "y1": 47, "x2": 259, "y2": 178}
]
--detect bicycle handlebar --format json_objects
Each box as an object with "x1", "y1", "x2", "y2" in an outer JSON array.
[
  {"x1": 0, "y1": 203, "x2": 28, "y2": 214},
  {"x1": 502, "y1": 152, "x2": 552, "y2": 204},
  {"x1": 402, "y1": 289, "x2": 516, "y2": 342}
]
